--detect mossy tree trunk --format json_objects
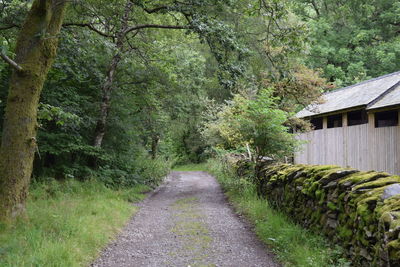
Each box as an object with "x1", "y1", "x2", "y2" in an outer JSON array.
[{"x1": 0, "y1": 0, "x2": 68, "y2": 223}]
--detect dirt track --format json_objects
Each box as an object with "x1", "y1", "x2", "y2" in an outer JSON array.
[{"x1": 92, "y1": 171, "x2": 279, "y2": 267}]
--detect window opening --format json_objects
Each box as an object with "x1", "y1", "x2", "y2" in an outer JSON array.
[
  {"x1": 348, "y1": 110, "x2": 368, "y2": 126},
  {"x1": 310, "y1": 117, "x2": 323, "y2": 130},
  {"x1": 327, "y1": 114, "x2": 342, "y2": 128},
  {"x1": 375, "y1": 110, "x2": 398, "y2": 127}
]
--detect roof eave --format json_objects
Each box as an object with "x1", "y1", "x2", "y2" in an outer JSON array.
[{"x1": 296, "y1": 105, "x2": 368, "y2": 119}]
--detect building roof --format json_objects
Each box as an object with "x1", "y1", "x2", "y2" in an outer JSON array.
[
  {"x1": 296, "y1": 71, "x2": 400, "y2": 118},
  {"x1": 367, "y1": 83, "x2": 400, "y2": 110}
]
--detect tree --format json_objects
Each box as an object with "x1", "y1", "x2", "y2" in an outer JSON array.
[
  {"x1": 65, "y1": 0, "x2": 256, "y2": 151},
  {"x1": 293, "y1": 0, "x2": 400, "y2": 87},
  {"x1": 0, "y1": 0, "x2": 68, "y2": 223},
  {"x1": 201, "y1": 89, "x2": 297, "y2": 160}
]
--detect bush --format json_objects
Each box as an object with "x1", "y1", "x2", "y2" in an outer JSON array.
[{"x1": 97, "y1": 153, "x2": 172, "y2": 188}]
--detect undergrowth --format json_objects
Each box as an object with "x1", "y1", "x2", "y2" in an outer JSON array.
[
  {"x1": 205, "y1": 159, "x2": 350, "y2": 267},
  {"x1": 0, "y1": 179, "x2": 149, "y2": 267}
]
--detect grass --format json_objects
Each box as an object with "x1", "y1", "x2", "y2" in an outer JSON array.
[
  {"x1": 205, "y1": 159, "x2": 350, "y2": 267},
  {"x1": 173, "y1": 162, "x2": 209, "y2": 172},
  {"x1": 0, "y1": 179, "x2": 150, "y2": 267},
  {"x1": 170, "y1": 197, "x2": 213, "y2": 266}
]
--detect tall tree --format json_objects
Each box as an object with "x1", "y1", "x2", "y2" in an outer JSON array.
[
  {"x1": 65, "y1": 0, "x2": 191, "y2": 149},
  {"x1": 293, "y1": 0, "x2": 400, "y2": 86},
  {"x1": 0, "y1": 0, "x2": 68, "y2": 222}
]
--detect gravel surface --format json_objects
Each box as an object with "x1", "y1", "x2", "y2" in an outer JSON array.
[{"x1": 92, "y1": 171, "x2": 280, "y2": 267}]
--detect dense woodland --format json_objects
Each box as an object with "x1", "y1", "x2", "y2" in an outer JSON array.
[{"x1": 0, "y1": 0, "x2": 399, "y2": 224}]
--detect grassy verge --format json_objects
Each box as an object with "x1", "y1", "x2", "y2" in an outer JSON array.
[
  {"x1": 0, "y1": 179, "x2": 150, "y2": 267},
  {"x1": 173, "y1": 163, "x2": 208, "y2": 172},
  {"x1": 204, "y1": 159, "x2": 350, "y2": 267}
]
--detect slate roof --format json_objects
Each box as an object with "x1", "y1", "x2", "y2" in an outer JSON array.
[
  {"x1": 296, "y1": 71, "x2": 400, "y2": 118},
  {"x1": 367, "y1": 83, "x2": 400, "y2": 110}
]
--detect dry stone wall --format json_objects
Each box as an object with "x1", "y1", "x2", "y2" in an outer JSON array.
[{"x1": 251, "y1": 163, "x2": 400, "y2": 266}]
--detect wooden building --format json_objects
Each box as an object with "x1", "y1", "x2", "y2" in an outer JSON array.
[{"x1": 295, "y1": 71, "x2": 400, "y2": 174}]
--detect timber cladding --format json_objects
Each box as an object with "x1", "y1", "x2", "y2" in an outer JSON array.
[
  {"x1": 294, "y1": 119, "x2": 400, "y2": 175},
  {"x1": 295, "y1": 71, "x2": 400, "y2": 175}
]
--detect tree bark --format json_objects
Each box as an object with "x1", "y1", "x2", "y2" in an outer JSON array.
[
  {"x1": 92, "y1": 53, "x2": 122, "y2": 147},
  {"x1": 92, "y1": 1, "x2": 132, "y2": 148},
  {"x1": 151, "y1": 135, "x2": 160, "y2": 159},
  {"x1": 0, "y1": 0, "x2": 68, "y2": 223}
]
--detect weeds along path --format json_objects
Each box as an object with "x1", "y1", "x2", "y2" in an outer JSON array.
[{"x1": 92, "y1": 171, "x2": 279, "y2": 267}]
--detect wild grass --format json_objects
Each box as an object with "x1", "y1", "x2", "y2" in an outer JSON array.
[
  {"x1": 206, "y1": 159, "x2": 350, "y2": 267},
  {"x1": 173, "y1": 162, "x2": 209, "y2": 172},
  {"x1": 0, "y1": 179, "x2": 149, "y2": 267}
]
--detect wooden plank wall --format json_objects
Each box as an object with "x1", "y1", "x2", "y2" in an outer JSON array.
[{"x1": 294, "y1": 124, "x2": 400, "y2": 175}]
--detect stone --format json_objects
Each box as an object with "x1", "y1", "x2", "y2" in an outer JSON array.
[
  {"x1": 360, "y1": 248, "x2": 373, "y2": 260},
  {"x1": 340, "y1": 181, "x2": 353, "y2": 189},
  {"x1": 323, "y1": 181, "x2": 338, "y2": 189},
  {"x1": 382, "y1": 184, "x2": 400, "y2": 200},
  {"x1": 327, "y1": 212, "x2": 338, "y2": 219},
  {"x1": 249, "y1": 162, "x2": 400, "y2": 265},
  {"x1": 293, "y1": 171, "x2": 305, "y2": 179},
  {"x1": 326, "y1": 218, "x2": 338, "y2": 228},
  {"x1": 319, "y1": 169, "x2": 359, "y2": 186}
]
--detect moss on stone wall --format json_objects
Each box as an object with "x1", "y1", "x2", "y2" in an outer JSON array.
[{"x1": 236, "y1": 161, "x2": 400, "y2": 266}]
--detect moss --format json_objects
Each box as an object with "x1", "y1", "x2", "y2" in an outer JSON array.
[
  {"x1": 307, "y1": 165, "x2": 341, "y2": 180},
  {"x1": 378, "y1": 199, "x2": 400, "y2": 215},
  {"x1": 339, "y1": 172, "x2": 389, "y2": 187},
  {"x1": 338, "y1": 225, "x2": 353, "y2": 239},
  {"x1": 327, "y1": 202, "x2": 337, "y2": 211},
  {"x1": 353, "y1": 176, "x2": 400, "y2": 191},
  {"x1": 315, "y1": 189, "x2": 324, "y2": 201},
  {"x1": 387, "y1": 240, "x2": 400, "y2": 259},
  {"x1": 351, "y1": 187, "x2": 385, "y2": 206},
  {"x1": 251, "y1": 163, "x2": 400, "y2": 265},
  {"x1": 0, "y1": 0, "x2": 68, "y2": 223}
]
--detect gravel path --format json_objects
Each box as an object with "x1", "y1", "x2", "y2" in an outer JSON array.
[{"x1": 92, "y1": 171, "x2": 280, "y2": 267}]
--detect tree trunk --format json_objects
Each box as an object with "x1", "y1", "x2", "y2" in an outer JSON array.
[
  {"x1": 0, "y1": 0, "x2": 68, "y2": 223},
  {"x1": 92, "y1": 1, "x2": 132, "y2": 148},
  {"x1": 151, "y1": 135, "x2": 160, "y2": 159},
  {"x1": 92, "y1": 53, "x2": 122, "y2": 147}
]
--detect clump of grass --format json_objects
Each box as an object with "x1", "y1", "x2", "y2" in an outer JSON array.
[
  {"x1": 206, "y1": 159, "x2": 350, "y2": 267},
  {"x1": 0, "y1": 179, "x2": 149, "y2": 267}
]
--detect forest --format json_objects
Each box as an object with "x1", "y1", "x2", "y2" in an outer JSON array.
[{"x1": 0, "y1": 0, "x2": 399, "y2": 266}]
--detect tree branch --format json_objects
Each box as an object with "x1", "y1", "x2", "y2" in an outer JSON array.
[
  {"x1": 124, "y1": 24, "x2": 190, "y2": 35},
  {"x1": 0, "y1": 52, "x2": 23, "y2": 72},
  {"x1": 63, "y1": 23, "x2": 115, "y2": 38},
  {"x1": 0, "y1": 24, "x2": 20, "y2": 31}
]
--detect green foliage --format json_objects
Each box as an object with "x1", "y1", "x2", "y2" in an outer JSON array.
[
  {"x1": 0, "y1": 0, "x2": 320, "y2": 187},
  {"x1": 0, "y1": 179, "x2": 149, "y2": 266},
  {"x1": 293, "y1": 0, "x2": 400, "y2": 87},
  {"x1": 202, "y1": 89, "x2": 297, "y2": 159},
  {"x1": 97, "y1": 151, "x2": 172, "y2": 188},
  {"x1": 38, "y1": 103, "x2": 80, "y2": 126},
  {"x1": 206, "y1": 158, "x2": 350, "y2": 267},
  {"x1": 172, "y1": 163, "x2": 209, "y2": 172}
]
